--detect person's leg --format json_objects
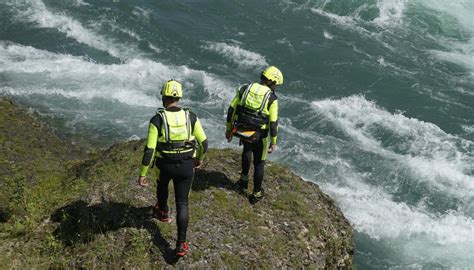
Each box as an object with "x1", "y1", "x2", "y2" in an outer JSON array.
[
  {"x1": 252, "y1": 137, "x2": 266, "y2": 193},
  {"x1": 238, "y1": 141, "x2": 252, "y2": 189},
  {"x1": 172, "y1": 160, "x2": 194, "y2": 243},
  {"x1": 153, "y1": 162, "x2": 174, "y2": 222},
  {"x1": 249, "y1": 137, "x2": 268, "y2": 204},
  {"x1": 170, "y1": 159, "x2": 194, "y2": 256},
  {"x1": 241, "y1": 141, "x2": 252, "y2": 177},
  {"x1": 156, "y1": 166, "x2": 172, "y2": 211}
]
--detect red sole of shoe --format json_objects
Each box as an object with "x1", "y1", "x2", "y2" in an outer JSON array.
[{"x1": 160, "y1": 218, "x2": 172, "y2": 223}]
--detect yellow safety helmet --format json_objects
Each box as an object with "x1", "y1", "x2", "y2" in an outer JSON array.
[
  {"x1": 262, "y1": 66, "x2": 284, "y2": 85},
  {"x1": 160, "y1": 79, "x2": 183, "y2": 98}
]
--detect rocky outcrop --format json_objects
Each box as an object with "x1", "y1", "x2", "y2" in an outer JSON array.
[{"x1": 0, "y1": 97, "x2": 353, "y2": 268}]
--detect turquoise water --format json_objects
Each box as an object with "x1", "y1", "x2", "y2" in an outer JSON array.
[{"x1": 1, "y1": 0, "x2": 473, "y2": 268}]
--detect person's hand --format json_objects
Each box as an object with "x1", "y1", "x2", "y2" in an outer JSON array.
[
  {"x1": 194, "y1": 160, "x2": 203, "y2": 169},
  {"x1": 225, "y1": 130, "x2": 233, "y2": 142},
  {"x1": 268, "y1": 144, "x2": 277, "y2": 154},
  {"x1": 138, "y1": 176, "x2": 148, "y2": 187}
]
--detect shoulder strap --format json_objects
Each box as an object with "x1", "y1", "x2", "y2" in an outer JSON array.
[
  {"x1": 239, "y1": 84, "x2": 250, "y2": 99},
  {"x1": 156, "y1": 107, "x2": 165, "y2": 115},
  {"x1": 158, "y1": 110, "x2": 170, "y2": 142},
  {"x1": 240, "y1": 83, "x2": 253, "y2": 106},
  {"x1": 153, "y1": 108, "x2": 165, "y2": 137},
  {"x1": 184, "y1": 108, "x2": 191, "y2": 141},
  {"x1": 258, "y1": 89, "x2": 272, "y2": 114}
]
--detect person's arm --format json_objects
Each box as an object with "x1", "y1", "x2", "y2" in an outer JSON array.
[
  {"x1": 138, "y1": 117, "x2": 160, "y2": 185},
  {"x1": 191, "y1": 115, "x2": 208, "y2": 168},
  {"x1": 226, "y1": 85, "x2": 248, "y2": 141},
  {"x1": 226, "y1": 90, "x2": 241, "y2": 132},
  {"x1": 268, "y1": 98, "x2": 278, "y2": 152}
]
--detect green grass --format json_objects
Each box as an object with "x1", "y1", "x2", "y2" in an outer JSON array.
[{"x1": 221, "y1": 252, "x2": 241, "y2": 268}]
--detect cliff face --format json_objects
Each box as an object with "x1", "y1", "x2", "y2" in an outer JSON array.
[{"x1": 0, "y1": 97, "x2": 354, "y2": 269}]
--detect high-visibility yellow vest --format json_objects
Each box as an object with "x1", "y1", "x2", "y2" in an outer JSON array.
[
  {"x1": 156, "y1": 108, "x2": 195, "y2": 159},
  {"x1": 234, "y1": 83, "x2": 272, "y2": 130}
]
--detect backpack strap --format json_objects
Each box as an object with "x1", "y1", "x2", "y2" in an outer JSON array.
[
  {"x1": 258, "y1": 90, "x2": 272, "y2": 114},
  {"x1": 238, "y1": 84, "x2": 250, "y2": 99},
  {"x1": 157, "y1": 110, "x2": 170, "y2": 142},
  {"x1": 240, "y1": 83, "x2": 253, "y2": 107},
  {"x1": 183, "y1": 108, "x2": 191, "y2": 141}
]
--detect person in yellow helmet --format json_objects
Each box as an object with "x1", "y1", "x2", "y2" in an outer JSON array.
[
  {"x1": 225, "y1": 66, "x2": 283, "y2": 204},
  {"x1": 138, "y1": 79, "x2": 208, "y2": 257}
]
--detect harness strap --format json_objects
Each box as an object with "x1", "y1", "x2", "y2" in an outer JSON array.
[
  {"x1": 259, "y1": 90, "x2": 271, "y2": 114},
  {"x1": 158, "y1": 110, "x2": 170, "y2": 142},
  {"x1": 185, "y1": 109, "x2": 191, "y2": 141},
  {"x1": 240, "y1": 83, "x2": 253, "y2": 107},
  {"x1": 159, "y1": 141, "x2": 195, "y2": 151}
]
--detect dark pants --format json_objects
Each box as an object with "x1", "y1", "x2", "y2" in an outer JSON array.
[
  {"x1": 156, "y1": 158, "x2": 194, "y2": 242},
  {"x1": 241, "y1": 139, "x2": 266, "y2": 193}
]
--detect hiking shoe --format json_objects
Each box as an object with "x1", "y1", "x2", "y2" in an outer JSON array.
[
  {"x1": 153, "y1": 203, "x2": 172, "y2": 223},
  {"x1": 175, "y1": 241, "x2": 189, "y2": 257},
  {"x1": 249, "y1": 189, "x2": 264, "y2": 204}
]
